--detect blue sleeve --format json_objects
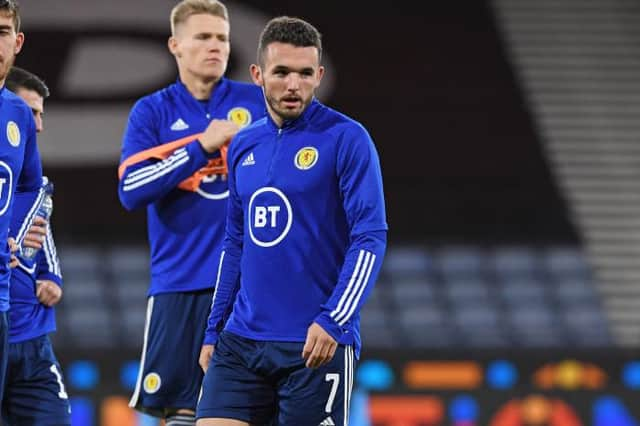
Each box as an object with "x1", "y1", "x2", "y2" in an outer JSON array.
[
  {"x1": 35, "y1": 223, "x2": 62, "y2": 286},
  {"x1": 12, "y1": 187, "x2": 45, "y2": 251},
  {"x1": 203, "y1": 141, "x2": 244, "y2": 345},
  {"x1": 16, "y1": 118, "x2": 42, "y2": 193},
  {"x1": 314, "y1": 124, "x2": 388, "y2": 341},
  {"x1": 117, "y1": 99, "x2": 211, "y2": 211}
]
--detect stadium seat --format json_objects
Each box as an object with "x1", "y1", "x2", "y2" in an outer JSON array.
[
  {"x1": 437, "y1": 245, "x2": 485, "y2": 280},
  {"x1": 491, "y1": 246, "x2": 539, "y2": 280}
]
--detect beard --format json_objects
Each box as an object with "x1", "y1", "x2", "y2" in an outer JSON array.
[{"x1": 265, "y1": 91, "x2": 309, "y2": 122}]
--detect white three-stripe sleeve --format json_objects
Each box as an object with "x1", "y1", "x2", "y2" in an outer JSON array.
[
  {"x1": 330, "y1": 249, "x2": 378, "y2": 326},
  {"x1": 122, "y1": 148, "x2": 190, "y2": 192},
  {"x1": 40, "y1": 224, "x2": 62, "y2": 278},
  {"x1": 15, "y1": 187, "x2": 45, "y2": 245}
]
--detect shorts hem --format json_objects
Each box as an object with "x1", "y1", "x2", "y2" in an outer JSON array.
[{"x1": 131, "y1": 401, "x2": 197, "y2": 418}]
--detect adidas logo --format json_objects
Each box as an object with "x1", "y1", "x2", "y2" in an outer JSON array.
[
  {"x1": 319, "y1": 416, "x2": 335, "y2": 426},
  {"x1": 170, "y1": 118, "x2": 189, "y2": 131},
  {"x1": 241, "y1": 152, "x2": 255, "y2": 166}
]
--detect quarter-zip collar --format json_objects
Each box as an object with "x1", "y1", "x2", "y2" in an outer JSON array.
[
  {"x1": 266, "y1": 98, "x2": 321, "y2": 134},
  {"x1": 175, "y1": 77, "x2": 231, "y2": 115}
]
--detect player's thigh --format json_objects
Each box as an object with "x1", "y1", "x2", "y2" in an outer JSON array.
[
  {"x1": 131, "y1": 291, "x2": 212, "y2": 415},
  {"x1": 3, "y1": 336, "x2": 70, "y2": 426},
  {"x1": 197, "y1": 331, "x2": 275, "y2": 424},
  {"x1": 277, "y1": 345, "x2": 355, "y2": 426}
]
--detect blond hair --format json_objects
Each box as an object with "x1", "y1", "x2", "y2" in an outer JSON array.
[{"x1": 170, "y1": 0, "x2": 229, "y2": 35}]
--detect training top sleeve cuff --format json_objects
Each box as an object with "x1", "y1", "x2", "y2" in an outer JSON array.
[
  {"x1": 192, "y1": 139, "x2": 222, "y2": 160},
  {"x1": 36, "y1": 273, "x2": 63, "y2": 286},
  {"x1": 314, "y1": 312, "x2": 345, "y2": 343},
  {"x1": 203, "y1": 330, "x2": 219, "y2": 346}
]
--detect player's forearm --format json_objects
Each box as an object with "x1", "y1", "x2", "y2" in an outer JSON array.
[
  {"x1": 13, "y1": 188, "x2": 47, "y2": 248},
  {"x1": 315, "y1": 230, "x2": 387, "y2": 341},
  {"x1": 118, "y1": 141, "x2": 209, "y2": 210}
]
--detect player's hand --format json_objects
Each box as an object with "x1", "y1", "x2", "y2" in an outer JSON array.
[
  {"x1": 36, "y1": 280, "x2": 62, "y2": 307},
  {"x1": 7, "y1": 238, "x2": 18, "y2": 269},
  {"x1": 22, "y1": 216, "x2": 47, "y2": 250},
  {"x1": 199, "y1": 344, "x2": 215, "y2": 373},
  {"x1": 302, "y1": 322, "x2": 337, "y2": 369},
  {"x1": 198, "y1": 120, "x2": 240, "y2": 153}
]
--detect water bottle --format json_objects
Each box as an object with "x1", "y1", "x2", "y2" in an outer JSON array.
[{"x1": 21, "y1": 180, "x2": 54, "y2": 260}]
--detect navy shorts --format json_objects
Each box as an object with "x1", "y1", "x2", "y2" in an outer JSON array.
[
  {"x1": 0, "y1": 312, "x2": 7, "y2": 404},
  {"x1": 129, "y1": 289, "x2": 213, "y2": 417},
  {"x1": 1, "y1": 334, "x2": 71, "y2": 426},
  {"x1": 197, "y1": 331, "x2": 355, "y2": 426}
]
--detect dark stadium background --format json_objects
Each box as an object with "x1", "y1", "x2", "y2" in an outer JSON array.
[{"x1": 11, "y1": 0, "x2": 640, "y2": 424}]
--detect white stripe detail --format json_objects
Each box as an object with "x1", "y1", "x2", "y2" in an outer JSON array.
[
  {"x1": 16, "y1": 261, "x2": 36, "y2": 275},
  {"x1": 347, "y1": 346, "x2": 354, "y2": 426},
  {"x1": 123, "y1": 149, "x2": 187, "y2": 185},
  {"x1": 125, "y1": 148, "x2": 187, "y2": 182},
  {"x1": 342, "y1": 346, "x2": 354, "y2": 426},
  {"x1": 333, "y1": 251, "x2": 375, "y2": 325},
  {"x1": 343, "y1": 346, "x2": 348, "y2": 425},
  {"x1": 330, "y1": 250, "x2": 365, "y2": 319},
  {"x1": 165, "y1": 417, "x2": 196, "y2": 426},
  {"x1": 123, "y1": 155, "x2": 190, "y2": 192},
  {"x1": 43, "y1": 226, "x2": 61, "y2": 276},
  {"x1": 209, "y1": 250, "x2": 226, "y2": 313},
  {"x1": 15, "y1": 188, "x2": 45, "y2": 245},
  {"x1": 129, "y1": 297, "x2": 154, "y2": 408},
  {"x1": 336, "y1": 253, "x2": 376, "y2": 326},
  {"x1": 49, "y1": 228, "x2": 61, "y2": 276},
  {"x1": 43, "y1": 230, "x2": 53, "y2": 273}
]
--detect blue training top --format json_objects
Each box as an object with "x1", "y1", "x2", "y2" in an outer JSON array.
[
  {"x1": 118, "y1": 78, "x2": 265, "y2": 296},
  {"x1": 8, "y1": 177, "x2": 62, "y2": 343},
  {"x1": 0, "y1": 87, "x2": 43, "y2": 312},
  {"x1": 205, "y1": 99, "x2": 388, "y2": 358}
]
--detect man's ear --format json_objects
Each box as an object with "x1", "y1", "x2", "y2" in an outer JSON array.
[
  {"x1": 168, "y1": 36, "x2": 180, "y2": 57},
  {"x1": 250, "y1": 64, "x2": 263, "y2": 86},
  {"x1": 15, "y1": 32, "x2": 24, "y2": 55}
]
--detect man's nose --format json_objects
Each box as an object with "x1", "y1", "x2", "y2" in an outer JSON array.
[{"x1": 285, "y1": 73, "x2": 301, "y2": 90}]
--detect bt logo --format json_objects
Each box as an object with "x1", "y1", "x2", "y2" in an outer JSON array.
[
  {"x1": 254, "y1": 206, "x2": 281, "y2": 228},
  {"x1": 248, "y1": 187, "x2": 292, "y2": 247}
]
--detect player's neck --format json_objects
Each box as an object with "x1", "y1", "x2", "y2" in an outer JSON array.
[
  {"x1": 180, "y1": 73, "x2": 220, "y2": 101},
  {"x1": 267, "y1": 107, "x2": 284, "y2": 128}
]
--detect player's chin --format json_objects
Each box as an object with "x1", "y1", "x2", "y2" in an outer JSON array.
[
  {"x1": 198, "y1": 65, "x2": 226, "y2": 80},
  {"x1": 277, "y1": 105, "x2": 303, "y2": 120}
]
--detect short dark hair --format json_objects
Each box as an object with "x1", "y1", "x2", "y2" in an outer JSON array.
[
  {"x1": 6, "y1": 66, "x2": 50, "y2": 98},
  {"x1": 257, "y1": 16, "x2": 322, "y2": 65},
  {"x1": 0, "y1": 0, "x2": 20, "y2": 33}
]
